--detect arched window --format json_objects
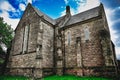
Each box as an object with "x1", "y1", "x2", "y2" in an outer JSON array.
[
  {"x1": 84, "y1": 27, "x2": 90, "y2": 40},
  {"x1": 39, "y1": 22, "x2": 43, "y2": 33},
  {"x1": 67, "y1": 31, "x2": 71, "y2": 45},
  {"x1": 23, "y1": 25, "x2": 29, "y2": 53}
]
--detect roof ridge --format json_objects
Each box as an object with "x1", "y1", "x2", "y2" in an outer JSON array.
[{"x1": 71, "y1": 5, "x2": 100, "y2": 18}]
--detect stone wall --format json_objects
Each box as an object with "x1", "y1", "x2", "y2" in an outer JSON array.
[
  {"x1": 7, "y1": 3, "x2": 118, "y2": 78},
  {"x1": 7, "y1": 5, "x2": 40, "y2": 77},
  {"x1": 64, "y1": 18, "x2": 105, "y2": 68},
  {"x1": 10, "y1": 53, "x2": 36, "y2": 68},
  {"x1": 41, "y1": 21, "x2": 54, "y2": 68},
  {"x1": 10, "y1": 3, "x2": 39, "y2": 56},
  {"x1": 7, "y1": 4, "x2": 54, "y2": 78},
  {"x1": 63, "y1": 17, "x2": 116, "y2": 75},
  {"x1": 37, "y1": 21, "x2": 54, "y2": 77}
]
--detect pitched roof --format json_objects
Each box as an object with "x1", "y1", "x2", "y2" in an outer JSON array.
[
  {"x1": 31, "y1": 4, "x2": 101, "y2": 26},
  {"x1": 65, "y1": 6, "x2": 100, "y2": 26}
]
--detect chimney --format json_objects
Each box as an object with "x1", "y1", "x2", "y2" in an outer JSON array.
[{"x1": 66, "y1": 5, "x2": 71, "y2": 15}]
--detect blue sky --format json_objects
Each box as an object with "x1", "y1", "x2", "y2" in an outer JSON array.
[{"x1": 0, "y1": 0, "x2": 120, "y2": 60}]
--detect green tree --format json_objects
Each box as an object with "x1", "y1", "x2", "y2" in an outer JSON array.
[
  {"x1": 0, "y1": 17, "x2": 14, "y2": 74},
  {"x1": 0, "y1": 17, "x2": 14, "y2": 48}
]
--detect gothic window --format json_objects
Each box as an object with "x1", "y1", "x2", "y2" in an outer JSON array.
[
  {"x1": 84, "y1": 27, "x2": 90, "y2": 40},
  {"x1": 67, "y1": 31, "x2": 71, "y2": 45},
  {"x1": 27, "y1": 10, "x2": 30, "y2": 17},
  {"x1": 22, "y1": 25, "x2": 29, "y2": 53},
  {"x1": 39, "y1": 22, "x2": 43, "y2": 33}
]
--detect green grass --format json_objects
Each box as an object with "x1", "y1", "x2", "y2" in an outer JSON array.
[
  {"x1": 0, "y1": 75, "x2": 30, "y2": 80},
  {"x1": 0, "y1": 75, "x2": 113, "y2": 80},
  {"x1": 42, "y1": 75, "x2": 111, "y2": 80}
]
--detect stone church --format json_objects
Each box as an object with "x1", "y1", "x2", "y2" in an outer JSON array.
[{"x1": 6, "y1": 3, "x2": 118, "y2": 78}]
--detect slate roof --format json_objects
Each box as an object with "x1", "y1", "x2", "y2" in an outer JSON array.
[
  {"x1": 32, "y1": 4, "x2": 101, "y2": 26},
  {"x1": 65, "y1": 6, "x2": 100, "y2": 26}
]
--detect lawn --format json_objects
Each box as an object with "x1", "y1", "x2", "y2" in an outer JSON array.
[
  {"x1": 0, "y1": 75, "x2": 112, "y2": 80},
  {"x1": 42, "y1": 75, "x2": 111, "y2": 80}
]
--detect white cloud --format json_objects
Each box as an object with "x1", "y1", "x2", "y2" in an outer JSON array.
[
  {"x1": 104, "y1": 7, "x2": 120, "y2": 60},
  {"x1": 27, "y1": 0, "x2": 32, "y2": 4},
  {"x1": 77, "y1": 0, "x2": 100, "y2": 13},
  {"x1": 105, "y1": 7, "x2": 120, "y2": 31},
  {"x1": 0, "y1": 1, "x2": 20, "y2": 30},
  {"x1": 61, "y1": 0, "x2": 100, "y2": 16},
  {"x1": 15, "y1": 0, "x2": 32, "y2": 5},
  {"x1": 64, "y1": 0, "x2": 69, "y2": 4},
  {"x1": 71, "y1": 8, "x2": 76, "y2": 15},
  {"x1": 19, "y1": 3, "x2": 26, "y2": 11},
  {"x1": 115, "y1": 47, "x2": 120, "y2": 60},
  {"x1": 60, "y1": 10, "x2": 66, "y2": 16},
  {"x1": 0, "y1": 0, "x2": 33, "y2": 30},
  {"x1": 104, "y1": 8, "x2": 116, "y2": 42},
  {"x1": 0, "y1": 11, "x2": 19, "y2": 30},
  {"x1": 74, "y1": 0, "x2": 86, "y2": 5},
  {"x1": 105, "y1": 6, "x2": 120, "y2": 27},
  {"x1": 0, "y1": 1, "x2": 15, "y2": 11},
  {"x1": 60, "y1": 7, "x2": 76, "y2": 16}
]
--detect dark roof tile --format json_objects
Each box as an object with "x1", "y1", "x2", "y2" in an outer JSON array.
[
  {"x1": 65, "y1": 6, "x2": 100, "y2": 26},
  {"x1": 31, "y1": 4, "x2": 101, "y2": 27}
]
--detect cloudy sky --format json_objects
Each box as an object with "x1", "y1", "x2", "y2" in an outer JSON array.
[{"x1": 0, "y1": 0, "x2": 120, "y2": 60}]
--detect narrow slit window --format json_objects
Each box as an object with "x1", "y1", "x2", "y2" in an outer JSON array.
[
  {"x1": 39, "y1": 22, "x2": 43, "y2": 32},
  {"x1": 23, "y1": 26, "x2": 29, "y2": 53},
  {"x1": 84, "y1": 28, "x2": 90, "y2": 40},
  {"x1": 67, "y1": 31, "x2": 71, "y2": 45}
]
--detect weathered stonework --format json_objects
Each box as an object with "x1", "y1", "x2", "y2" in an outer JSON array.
[{"x1": 6, "y1": 3, "x2": 118, "y2": 78}]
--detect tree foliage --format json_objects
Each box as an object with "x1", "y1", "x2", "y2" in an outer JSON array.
[{"x1": 0, "y1": 17, "x2": 14, "y2": 48}]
